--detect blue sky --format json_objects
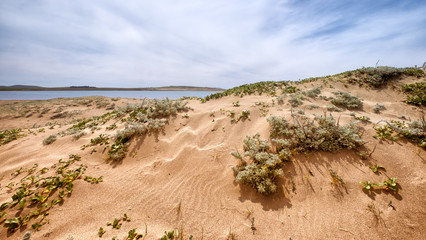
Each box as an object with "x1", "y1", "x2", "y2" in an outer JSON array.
[{"x1": 0, "y1": 0, "x2": 425, "y2": 88}]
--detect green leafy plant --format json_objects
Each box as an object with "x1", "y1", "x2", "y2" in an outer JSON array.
[
  {"x1": 369, "y1": 164, "x2": 386, "y2": 173},
  {"x1": 0, "y1": 155, "x2": 101, "y2": 232},
  {"x1": 107, "y1": 218, "x2": 122, "y2": 229},
  {"x1": 98, "y1": 227, "x2": 106, "y2": 237},
  {"x1": 232, "y1": 101, "x2": 240, "y2": 107},
  {"x1": 360, "y1": 177, "x2": 398, "y2": 192},
  {"x1": 0, "y1": 128, "x2": 24, "y2": 145},
  {"x1": 403, "y1": 82, "x2": 426, "y2": 106}
]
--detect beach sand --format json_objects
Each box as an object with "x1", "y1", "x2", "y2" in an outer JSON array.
[{"x1": 0, "y1": 73, "x2": 425, "y2": 239}]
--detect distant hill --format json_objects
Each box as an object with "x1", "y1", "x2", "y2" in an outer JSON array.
[{"x1": 0, "y1": 85, "x2": 224, "y2": 91}]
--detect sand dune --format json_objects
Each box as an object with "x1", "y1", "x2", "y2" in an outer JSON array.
[{"x1": 0, "y1": 69, "x2": 425, "y2": 239}]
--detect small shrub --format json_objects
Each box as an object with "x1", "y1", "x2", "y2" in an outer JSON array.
[
  {"x1": 231, "y1": 134, "x2": 284, "y2": 195},
  {"x1": 43, "y1": 135, "x2": 57, "y2": 145},
  {"x1": 288, "y1": 94, "x2": 304, "y2": 107},
  {"x1": 326, "y1": 104, "x2": 343, "y2": 112},
  {"x1": 303, "y1": 87, "x2": 322, "y2": 98},
  {"x1": 267, "y1": 114, "x2": 363, "y2": 153},
  {"x1": 330, "y1": 91, "x2": 363, "y2": 109},
  {"x1": 72, "y1": 130, "x2": 86, "y2": 140},
  {"x1": 372, "y1": 103, "x2": 386, "y2": 113},
  {"x1": 308, "y1": 104, "x2": 319, "y2": 110},
  {"x1": 276, "y1": 94, "x2": 286, "y2": 105}
]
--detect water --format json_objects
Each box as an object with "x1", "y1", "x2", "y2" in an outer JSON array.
[{"x1": 0, "y1": 91, "x2": 220, "y2": 100}]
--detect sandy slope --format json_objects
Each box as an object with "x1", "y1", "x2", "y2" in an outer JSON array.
[{"x1": 0, "y1": 76, "x2": 425, "y2": 240}]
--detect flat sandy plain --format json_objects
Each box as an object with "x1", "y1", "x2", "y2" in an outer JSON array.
[{"x1": 0, "y1": 70, "x2": 425, "y2": 239}]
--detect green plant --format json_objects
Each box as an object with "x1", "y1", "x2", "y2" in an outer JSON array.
[
  {"x1": 360, "y1": 180, "x2": 378, "y2": 191},
  {"x1": 0, "y1": 155, "x2": 101, "y2": 232},
  {"x1": 250, "y1": 217, "x2": 256, "y2": 235},
  {"x1": 373, "y1": 124, "x2": 398, "y2": 142},
  {"x1": 0, "y1": 128, "x2": 24, "y2": 145},
  {"x1": 329, "y1": 168, "x2": 345, "y2": 185},
  {"x1": 360, "y1": 177, "x2": 398, "y2": 192},
  {"x1": 232, "y1": 101, "x2": 240, "y2": 107},
  {"x1": 98, "y1": 227, "x2": 106, "y2": 237},
  {"x1": 107, "y1": 218, "x2": 122, "y2": 229},
  {"x1": 84, "y1": 176, "x2": 103, "y2": 184},
  {"x1": 382, "y1": 177, "x2": 398, "y2": 192},
  {"x1": 369, "y1": 164, "x2": 386, "y2": 173},
  {"x1": 354, "y1": 115, "x2": 371, "y2": 122},
  {"x1": 403, "y1": 82, "x2": 426, "y2": 106},
  {"x1": 106, "y1": 123, "x2": 118, "y2": 130}
]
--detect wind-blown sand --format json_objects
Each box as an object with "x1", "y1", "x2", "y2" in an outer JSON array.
[{"x1": 0, "y1": 74, "x2": 425, "y2": 239}]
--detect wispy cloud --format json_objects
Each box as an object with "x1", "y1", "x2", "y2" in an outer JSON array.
[{"x1": 0, "y1": 0, "x2": 425, "y2": 88}]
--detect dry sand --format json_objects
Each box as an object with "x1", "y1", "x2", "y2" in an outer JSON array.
[{"x1": 0, "y1": 76, "x2": 425, "y2": 239}]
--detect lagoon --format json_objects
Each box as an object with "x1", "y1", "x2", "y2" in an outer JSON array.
[{"x1": 0, "y1": 90, "x2": 219, "y2": 100}]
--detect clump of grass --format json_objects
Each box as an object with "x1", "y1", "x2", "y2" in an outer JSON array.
[
  {"x1": 372, "y1": 103, "x2": 386, "y2": 113},
  {"x1": 43, "y1": 134, "x2": 57, "y2": 145},
  {"x1": 330, "y1": 91, "x2": 363, "y2": 109}
]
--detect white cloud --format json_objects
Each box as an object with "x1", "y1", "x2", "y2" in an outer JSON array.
[{"x1": 0, "y1": 0, "x2": 425, "y2": 88}]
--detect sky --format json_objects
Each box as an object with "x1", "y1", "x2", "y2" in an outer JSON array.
[{"x1": 0, "y1": 0, "x2": 425, "y2": 88}]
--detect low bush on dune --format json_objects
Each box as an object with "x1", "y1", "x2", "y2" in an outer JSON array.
[
  {"x1": 42, "y1": 134, "x2": 57, "y2": 145},
  {"x1": 108, "y1": 98, "x2": 191, "y2": 161},
  {"x1": 232, "y1": 114, "x2": 364, "y2": 194},
  {"x1": 344, "y1": 66, "x2": 424, "y2": 88},
  {"x1": 203, "y1": 81, "x2": 299, "y2": 102},
  {"x1": 330, "y1": 91, "x2": 363, "y2": 110}
]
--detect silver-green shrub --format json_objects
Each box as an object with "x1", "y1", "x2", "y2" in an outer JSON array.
[
  {"x1": 303, "y1": 87, "x2": 322, "y2": 98},
  {"x1": 232, "y1": 134, "x2": 284, "y2": 195},
  {"x1": 288, "y1": 94, "x2": 304, "y2": 107},
  {"x1": 330, "y1": 91, "x2": 363, "y2": 109}
]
